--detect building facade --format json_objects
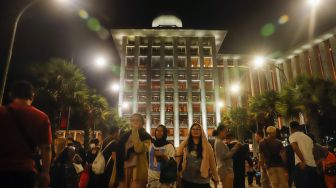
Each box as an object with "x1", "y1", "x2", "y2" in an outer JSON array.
[{"x1": 112, "y1": 15, "x2": 336, "y2": 145}]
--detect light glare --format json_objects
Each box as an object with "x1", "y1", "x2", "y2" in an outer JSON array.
[
  {"x1": 110, "y1": 83, "x2": 120, "y2": 92},
  {"x1": 308, "y1": 0, "x2": 320, "y2": 7},
  {"x1": 230, "y1": 83, "x2": 241, "y2": 94},
  {"x1": 253, "y1": 56, "x2": 266, "y2": 69},
  {"x1": 95, "y1": 57, "x2": 107, "y2": 68}
]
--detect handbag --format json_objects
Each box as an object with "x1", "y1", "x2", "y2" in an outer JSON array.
[
  {"x1": 159, "y1": 157, "x2": 178, "y2": 183},
  {"x1": 92, "y1": 139, "x2": 116, "y2": 175},
  {"x1": 78, "y1": 166, "x2": 90, "y2": 188},
  {"x1": 73, "y1": 163, "x2": 84, "y2": 174}
]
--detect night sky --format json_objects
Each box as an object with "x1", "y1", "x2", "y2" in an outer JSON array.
[{"x1": 1, "y1": 0, "x2": 336, "y2": 107}]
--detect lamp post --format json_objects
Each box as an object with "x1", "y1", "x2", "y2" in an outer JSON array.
[{"x1": 0, "y1": 0, "x2": 71, "y2": 104}]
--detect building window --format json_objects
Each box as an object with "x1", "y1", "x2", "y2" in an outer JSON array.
[
  {"x1": 127, "y1": 38, "x2": 135, "y2": 45},
  {"x1": 151, "y1": 71, "x2": 160, "y2": 79},
  {"x1": 179, "y1": 104, "x2": 187, "y2": 112},
  {"x1": 139, "y1": 57, "x2": 148, "y2": 68},
  {"x1": 165, "y1": 47, "x2": 173, "y2": 56},
  {"x1": 165, "y1": 57, "x2": 173, "y2": 68},
  {"x1": 206, "y1": 93, "x2": 214, "y2": 101},
  {"x1": 126, "y1": 57, "x2": 135, "y2": 68},
  {"x1": 202, "y1": 38, "x2": 211, "y2": 46},
  {"x1": 207, "y1": 116, "x2": 215, "y2": 126},
  {"x1": 139, "y1": 37, "x2": 148, "y2": 46},
  {"x1": 124, "y1": 94, "x2": 133, "y2": 101},
  {"x1": 165, "y1": 81, "x2": 174, "y2": 91},
  {"x1": 191, "y1": 39, "x2": 198, "y2": 46},
  {"x1": 165, "y1": 73, "x2": 173, "y2": 80},
  {"x1": 125, "y1": 81, "x2": 133, "y2": 91},
  {"x1": 125, "y1": 71, "x2": 134, "y2": 79},
  {"x1": 140, "y1": 47, "x2": 148, "y2": 55},
  {"x1": 178, "y1": 38, "x2": 186, "y2": 46},
  {"x1": 152, "y1": 116, "x2": 160, "y2": 125},
  {"x1": 165, "y1": 116, "x2": 173, "y2": 127},
  {"x1": 218, "y1": 59, "x2": 224, "y2": 67},
  {"x1": 165, "y1": 93, "x2": 173, "y2": 101},
  {"x1": 204, "y1": 72, "x2": 212, "y2": 80},
  {"x1": 203, "y1": 47, "x2": 212, "y2": 56},
  {"x1": 192, "y1": 93, "x2": 200, "y2": 101},
  {"x1": 205, "y1": 81, "x2": 213, "y2": 90},
  {"x1": 204, "y1": 57, "x2": 213, "y2": 68},
  {"x1": 179, "y1": 93, "x2": 187, "y2": 102},
  {"x1": 177, "y1": 47, "x2": 186, "y2": 55},
  {"x1": 191, "y1": 72, "x2": 199, "y2": 80},
  {"x1": 193, "y1": 103, "x2": 201, "y2": 113},
  {"x1": 190, "y1": 47, "x2": 199, "y2": 56},
  {"x1": 178, "y1": 81, "x2": 187, "y2": 90},
  {"x1": 138, "y1": 71, "x2": 147, "y2": 80},
  {"x1": 193, "y1": 116, "x2": 201, "y2": 124},
  {"x1": 206, "y1": 104, "x2": 214, "y2": 113},
  {"x1": 191, "y1": 57, "x2": 200, "y2": 68},
  {"x1": 151, "y1": 57, "x2": 161, "y2": 69},
  {"x1": 138, "y1": 104, "x2": 146, "y2": 113},
  {"x1": 152, "y1": 104, "x2": 160, "y2": 112},
  {"x1": 179, "y1": 115, "x2": 188, "y2": 126},
  {"x1": 178, "y1": 72, "x2": 186, "y2": 80},
  {"x1": 192, "y1": 81, "x2": 200, "y2": 90},
  {"x1": 139, "y1": 94, "x2": 147, "y2": 102},
  {"x1": 139, "y1": 81, "x2": 147, "y2": 91},
  {"x1": 152, "y1": 47, "x2": 160, "y2": 56},
  {"x1": 164, "y1": 39, "x2": 173, "y2": 46},
  {"x1": 178, "y1": 57, "x2": 186, "y2": 68},
  {"x1": 152, "y1": 94, "x2": 160, "y2": 101},
  {"x1": 166, "y1": 104, "x2": 173, "y2": 113},
  {"x1": 126, "y1": 47, "x2": 135, "y2": 56},
  {"x1": 151, "y1": 81, "x2": 160, "y2": 90}
]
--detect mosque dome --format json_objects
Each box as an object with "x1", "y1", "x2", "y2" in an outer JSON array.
[{"x1": 152, "y1": 15, "x2": 183, "y2": 28}]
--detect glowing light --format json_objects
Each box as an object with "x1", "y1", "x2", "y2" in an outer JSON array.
[
  {"x1": 253, "y1": 56, "x2": 266, "y2": 69},
  {"x1": 95, "y1": 56, "x2": 107, "y2": 68},
  {"x1": 78, "y1": 9, "x2": 89, "y2": 19},
  {"x1": 218, "y1": 101, "x2": 224, "y2": 108},
  {"x1": 308, "y1": 0, "x2": 321, "y2": 7},
  {"x1": 278, "y1": 15, "x2": 289, "y2": 25},
  {"x1": 230, "y1": 83, "x2": 241, "y2": 94},
  {"x1": 109, "y1": 83, "x2": 120, "y2": 92},
  {"x1": 122, "y1": 102, "x2": 130, "y2": 109},
  {"x1": 87, "y1": 18, "x2": 101, "y2": 32},
  {"x1": 261, "y1": 23, "x2": 276, "y2": 37}
]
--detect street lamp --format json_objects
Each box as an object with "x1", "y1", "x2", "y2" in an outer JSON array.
[
  {"x1": 94, "y1": 56, "x2": 107, "y2": 68},
  {"x1": 109, "y1": 82, "x2": 119, "y2": 92},
  {"x1": 0, "y1": 0, "x2": 72, "y2": 104},
  {"x1": 308, "y1": 0, "x2": 321, "y2": 7},
  {"x1": 252, "y1": 55, "x2": 288, "y2": 82},
  {"x1": 230, "y1": 83, "x2": 241, "y2": 94}
]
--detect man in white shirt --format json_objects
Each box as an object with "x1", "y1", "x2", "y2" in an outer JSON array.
[{"x1": 289, "y1": 121, "x2": 318, "y2": 188}]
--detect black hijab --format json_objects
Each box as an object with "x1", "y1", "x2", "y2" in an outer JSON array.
[
  {"x1": 116, "y1": 127, "x2": 151, "y2": 179},
  {"x1": 152, "y1": 124, "x2": 170, "y2": 147}
]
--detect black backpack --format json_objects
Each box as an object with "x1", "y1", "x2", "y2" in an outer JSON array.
[{"x1": 159, "y1": 157, "x2": 178, "y2": 183}]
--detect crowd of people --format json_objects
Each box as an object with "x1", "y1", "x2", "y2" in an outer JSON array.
[{"x1": 0, "y1": 81, "x2": 336, "y2": 188}]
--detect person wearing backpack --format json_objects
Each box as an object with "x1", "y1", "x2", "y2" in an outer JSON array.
[{"x1": 147, "y1": 124, "x2": 175, "y2": 188}]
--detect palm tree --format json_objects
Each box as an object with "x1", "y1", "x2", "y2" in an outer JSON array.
[
  {"x1": 30, "y1": 58, "x2": 89, "y2": 133},
  {"x1": 249, "y1": 90, "x2": 281, "y2": 129}
]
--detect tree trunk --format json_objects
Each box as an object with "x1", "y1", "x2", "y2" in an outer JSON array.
[{"x1": 308, "y1": 117, "x2": 322, "y2": 143}]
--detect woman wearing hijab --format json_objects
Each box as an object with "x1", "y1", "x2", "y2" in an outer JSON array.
[
  {"x1": 148, "y1": 124, "x2": 175, "y2": 187},
  {"x1": 112, "y1": 113, "x2": 152, "y2": 188},
  {"x1": 176, "y1": 123, "x2": 219, "y2": 188}
]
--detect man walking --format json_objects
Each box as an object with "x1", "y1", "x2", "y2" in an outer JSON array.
[
  {"x1": 255, "y1": 130, "x2": 271, "y2": 188},
  {"x1": 289, "y1": 121, "x2": 318, "y2": 188},
  {"x1": 0, "y1": 81, "x2": 52, "y2": 187},
  {"x1": 259, "y1": 126, "x2": 287, "y2": 188}
]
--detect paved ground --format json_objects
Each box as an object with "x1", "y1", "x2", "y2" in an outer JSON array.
[{"x1": 210, "y1": 178, "x2": 260, "y2": 188}]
